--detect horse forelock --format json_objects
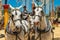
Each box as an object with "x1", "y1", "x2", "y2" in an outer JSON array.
[
  {"x1": 34, "y1": 8, "x2": 42, "y2": 16},
  {"x1": 11, "y1": 10, "x2": 21, "y2": 15},
  {"x1": 16, "y1": 10, "x2": 21, "y2": 15},
  {"x1": 35, "y1": 8, "x2": 42, "y2": 12}
]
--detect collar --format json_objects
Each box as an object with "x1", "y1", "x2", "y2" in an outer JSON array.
[{"x1": 37, "y1": 25, "x2": 51, "y2": 34}]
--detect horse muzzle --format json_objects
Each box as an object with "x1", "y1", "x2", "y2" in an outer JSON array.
[
  {"x1": 12, "y1": 26, "x2": 21, "y2": 33},
  {"x1": 34, "y1": 22, "x2": 40, "y2": 26}
]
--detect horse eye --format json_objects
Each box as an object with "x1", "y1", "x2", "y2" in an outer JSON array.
[
  {"x1": 37, "y1": 9, "x2": 39, "y2": 11},
  {"x1": 12, "y1": 15, "x2": 14, "y2": 18},
  {"x1": 41, "y1": 10, "x2": 43, "y2": 13}
]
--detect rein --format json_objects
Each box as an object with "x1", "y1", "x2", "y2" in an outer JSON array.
[
  {"x1": 34, "y1": 14, "x2": 42, "y2": 21},
  {"x1": 6, "y1": 17, "x2": 22, "y2": 40},
  {"x1": 35, "y1": 17, "x2": 51, "y2": 40},
  {"x1": 35, "y1": 16, "x2": 51, "y2": 33},
  {"x1": 34, "y1": 15, "x2": 41, "y2": 18}
]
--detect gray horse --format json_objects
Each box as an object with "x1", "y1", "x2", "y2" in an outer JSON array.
[
  {"x1": 5, "y1": 4, "x2": 24, "y2": 40},
  {"x1": 29, "y1": 0, "x2": 52, "y2": 40}
]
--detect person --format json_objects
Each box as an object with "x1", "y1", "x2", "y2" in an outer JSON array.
[
  {"x1": 21, "y1": 6, "x2": 30, "y2": 33},
  {"x1": 22, "y1": 6, "x2": 29, "y2": 20}
]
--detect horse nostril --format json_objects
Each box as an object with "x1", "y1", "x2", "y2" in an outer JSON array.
[{"x1": 16, "y1": 26, "x2": 19, "y2": 29}]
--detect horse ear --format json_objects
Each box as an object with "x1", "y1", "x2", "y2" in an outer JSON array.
[
  {"x1": 9, "y1": 4, "x2": 15, "y2": 9},
  {"x1": 39, "y1": 2, "x2": 44, "y2": 7},
  {"x1": 34, "y1": 2, "x2": 38, "y2": 7},
  {"x1": 16, "y1": 4, "x2": 23, "y2": 9},
  {"x1": 32, "y1": 0, "x2": 38, "y2": 7}
]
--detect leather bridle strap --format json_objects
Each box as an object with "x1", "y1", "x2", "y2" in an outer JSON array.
[
  {"x1": 34, "y1": 15, "x2": 40, "y2": 17},
  {"x1": 15, "y1": 33, "x2": 21, "y2": 40},
  {"x1": 8, "y1": 17, "x2": 22, "y2": 40}
]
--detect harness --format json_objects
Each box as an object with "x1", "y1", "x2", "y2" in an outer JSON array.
[
  {"x1": 22, "y1": 14, "x2": 29, "y2": 20},
  {"x1": 35, "y1": 18, "x2": 51, "y2": 40},
  {"x1": 34, "y1": 14, "x2": 42, "y2": 21},
  {"x1": 6, "y1": 26, "x2": 22, "y2": 40},
  {"x1": 6, "y1": 18, "x2": 22, "y2": 40},
  {"x1": 37, "y1": 18, "x2": 51, "y2": 33},
  {"x1": 34, "y1": 15, "x2": 41, "y2": 18},
  {"x1": 22, "y1": 20, "x2": 29, "y2": 33}
]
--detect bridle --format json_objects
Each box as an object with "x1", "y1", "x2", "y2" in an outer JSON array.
[
  {"x1": 34, "y1": 13, "x2": 51, "y2": 33},
  {"x1": 35, "y1": 16, "x2": 51, "y2": 40},
  {"x1": 6, "y1": 11, "x2": 22, "y2": 40},
  {"x1": 34, "y1": 15, "x2": 41, "y2": 19},
  {"x1": 34, "y1": 7, "x2": 42, "y2": 20},
  {"x1": 32, "y1": 10, "x2": 51, "y2": 40}
]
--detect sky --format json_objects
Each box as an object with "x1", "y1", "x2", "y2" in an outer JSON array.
[
  {"x1": 54, "y1": 0, "x2": 60, "y2": 7},
  {"x1": 2, "y1": 0, "x2": 60, "y2": 14}
]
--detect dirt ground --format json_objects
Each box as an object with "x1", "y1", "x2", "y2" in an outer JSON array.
[
  {"x1": 0, "y1": 30, "x2": 5, "y2": 40},
  {"x1": 54, "y1": 26, "x2": 60, "y2": 40},
  {"x1": 0, "y1": 26, "x2": 60, "y2": 40}
]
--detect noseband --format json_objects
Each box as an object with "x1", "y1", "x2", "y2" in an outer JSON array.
[
  {"x1": 34, "y1": 15, "x2": 41, "y2": 18},
  {"x1": 6, "y1": 11, "x2": 22, "y2": 40},
  {"x1": 6, "y1": 17, "x2": 22, "y2": 40},
  {"x1": 36, "y1": 18, "x2": 51, "y2": 33},
  {"x1": 34, "y1": 15, "x2": 42, "y2": 24},
  {"x1": 33, "y1": 14, "x2": 51, "y2": 33}
]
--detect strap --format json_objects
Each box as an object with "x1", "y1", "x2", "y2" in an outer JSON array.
[{"x1": 24, "y1": 21, "x2": 28, "y2": 28}]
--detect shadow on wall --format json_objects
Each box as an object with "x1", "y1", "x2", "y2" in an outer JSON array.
[{"x1": 54, "y1": 38, "x2": 60, "y2": 40}]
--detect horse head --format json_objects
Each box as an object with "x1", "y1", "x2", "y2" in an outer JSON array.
[
  {"x1": 31, "y1": 1, "x2": 48, "y2": 30},
  {"x1": 33, "y1": 4, "x2": 44, "y2": 27},
  {"x1": 8, "y1": 4, "x2": 23, "y2": 32}
]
